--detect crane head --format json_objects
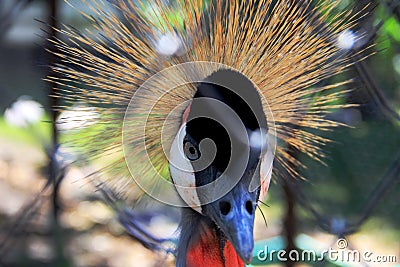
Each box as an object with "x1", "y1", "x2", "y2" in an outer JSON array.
[{"x1": 169, "y1": 69, "x2": 271, "y2": 263}]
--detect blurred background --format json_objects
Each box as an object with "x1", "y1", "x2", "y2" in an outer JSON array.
[{"x1": 0, "y1": 0, "x2": 399, "y2": 267}]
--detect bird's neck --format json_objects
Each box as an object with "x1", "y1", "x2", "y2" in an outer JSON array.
[{"x1": 177, "y1": 208, "x2": 244, "y2": 267}]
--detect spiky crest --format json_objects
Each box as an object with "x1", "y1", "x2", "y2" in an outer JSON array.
[{"x1": 48, "y1": 0, "x2": 360, "y2": 202}]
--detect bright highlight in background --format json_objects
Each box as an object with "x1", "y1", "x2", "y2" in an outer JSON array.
[
  {"x1": 337, "y1": 29, "x2": 356, "y2": 50},
  {"x1": 57, "y1": 104, "x2": 99, "y2": 131},
  {"x1": 156, "y1": 32, "x2": 182, "y2": 56},
  {"x1": 4, "y1": 96, "x2": 44, "y2": 127}
]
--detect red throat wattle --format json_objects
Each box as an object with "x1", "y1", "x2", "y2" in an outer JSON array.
[{"x1": 186, "y1": 224, "x2": 244, "y2": 267}]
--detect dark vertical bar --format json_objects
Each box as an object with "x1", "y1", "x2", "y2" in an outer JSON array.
[
  {"x1": 281, "y1": 145, "x2": 298, "y2": 267},
  {"x1": 49, "y1": 0, "x2": 60, "y2": 222},
  {"x1": 48, "y1": 0, "x2": 66, "y2": 265},
  {"x1": 283, "y1": 177, "x2": 296, "y2": 267}
]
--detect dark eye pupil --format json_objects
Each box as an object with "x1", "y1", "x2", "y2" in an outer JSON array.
[{"x1": 184, "y1": 142, "x2": 199, "y2": 160}]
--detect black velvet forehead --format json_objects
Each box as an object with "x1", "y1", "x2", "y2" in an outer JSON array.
[
  {"x1": 185, "y1": 69, "x2": 267, "y2": 174},
  {"x1": 188, "y1": 69, "x2": 267, "y2": 132}
]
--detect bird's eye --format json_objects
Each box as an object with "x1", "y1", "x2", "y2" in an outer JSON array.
[{"x1": 184, "y1": 141, "x2": 199, "y2": 161}]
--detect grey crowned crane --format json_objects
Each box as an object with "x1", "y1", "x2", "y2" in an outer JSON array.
[{"x1": 50, "y1": 0, "x2": 360, "y2": 266}]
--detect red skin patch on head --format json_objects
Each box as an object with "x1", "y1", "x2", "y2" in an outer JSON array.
[
  {"x1": 186, "y1": 227, "x2": 244, "y2": 267},
  {"x1": 182, "y1": 103, "x2": 192, "y2": 124}
]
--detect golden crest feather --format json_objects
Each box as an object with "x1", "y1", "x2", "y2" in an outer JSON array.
[{"x1": 49, "y1": 0, "x2": 359, "y2": 202}]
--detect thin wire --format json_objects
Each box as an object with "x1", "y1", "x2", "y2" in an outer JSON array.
[
  {"x1": 257, "y1": 199, "x2": 270, "y2": 208},
  {"x1": 257, "y1": 204, "x2": 269, "y2": 229}
]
